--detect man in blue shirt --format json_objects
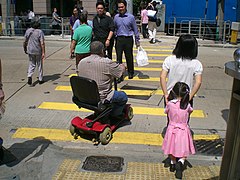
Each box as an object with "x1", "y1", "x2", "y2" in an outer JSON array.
[{"x1": 114, "y1": 0, "x2": 140, "y2": 81}]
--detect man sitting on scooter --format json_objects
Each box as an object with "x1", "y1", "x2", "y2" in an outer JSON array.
[{"x1": 78, "y1": 41, "x2": 128, "y2": 120}]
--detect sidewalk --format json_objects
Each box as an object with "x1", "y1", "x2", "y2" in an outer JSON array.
[{"x1": 1, "y1": 32, "x2": 239, "y2": 48}]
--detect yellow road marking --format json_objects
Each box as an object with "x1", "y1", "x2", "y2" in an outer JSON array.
[
  {"x1": 38, "y1": 102, "x2": 205, "y2": 118},
  {"x1": 112, "y1": 53, "x2": 170, "y2": 57},
  {"x1": 112, "y1": 59, "x2": 164, "y2": 63},
  {"x1": 55, "y1": 86, "x2": 164, "y2": 96},
  {"x1": 12, "y1": 127, "x2": 220, "y2": 146},
  {"x1": 132, "y1": 46, "x2": 173, "y2": 49},
  {"x1": 68, "y1": 74, "x2": 160, "y2": 81},
  {"x1": 135, "y1": 67, "x2": 162, "y2": 71},
  {"x1": 133, "y1": 49, "x2": 172, "y2": 52}
]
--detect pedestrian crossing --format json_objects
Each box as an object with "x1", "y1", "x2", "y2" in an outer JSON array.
[
  {"x1": 13, "y1": 127, "x2": 219, "y2": 146},
  {"x1": 12, "y1": 42, "x2": 211, "y2": 144},
  {"x1": 38, "y1": 102, "x2": 205, "y2": 118}
]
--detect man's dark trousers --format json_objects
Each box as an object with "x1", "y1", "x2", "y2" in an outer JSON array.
[{"x1": 115, "y1": 36, "x2": 134, "y2": 76}]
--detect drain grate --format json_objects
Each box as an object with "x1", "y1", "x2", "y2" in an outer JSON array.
[
  {"x1": 195, "y1": 138, "x2": 224, "y2": 156},
  {"x1": 82, "y1": 156, "x2": 124, "y2": 172}
]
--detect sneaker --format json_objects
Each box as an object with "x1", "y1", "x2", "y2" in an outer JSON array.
[
  {"x1": 169, "y1": 164, "x2": 176, "y2": 172},
  {"x1": 39, "y1": 80, "x2": 44, "y2": 85},
  {"x1": 27, "y1": 77, "x2": 32, "y2": 85},
  {"x1": 175, "y1": 161, "x2": 183, "y2": 179}
]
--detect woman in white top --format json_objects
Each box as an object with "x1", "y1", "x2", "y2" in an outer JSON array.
[{"x1": 160, "y1": 34, "x2": 203, "y2": 106}]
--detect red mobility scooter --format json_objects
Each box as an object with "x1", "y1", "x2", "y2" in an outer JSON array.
[{"x1": 69, "y1": 76, "x2": 133, "y2": 145}]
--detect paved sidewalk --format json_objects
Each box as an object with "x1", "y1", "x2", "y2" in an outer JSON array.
[{"x1": 1, "y1": 32, "x2": 239, "y2": 48}]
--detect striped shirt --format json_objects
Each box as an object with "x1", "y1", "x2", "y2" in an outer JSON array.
[{"x1": 78, "y1": 54, "x2": 125, "y2": 101}]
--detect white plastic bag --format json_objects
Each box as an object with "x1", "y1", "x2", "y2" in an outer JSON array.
[
  {"x1": 136, "y1": 46, "x2": 149, "y2": 67},
  {"x1": 147, "y1": 10, "x2": 157, "y2": 17}
]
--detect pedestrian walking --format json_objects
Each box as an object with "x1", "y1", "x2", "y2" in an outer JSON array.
[
  {"x1": 23, "y1": 20, "x2": 45, "y2": 85},
  {"x1": 51, "y1": 8, "x2": 61, "y2": 35},
  {"x1": 70, "y1": 11, "x2": 92, "y2": 74},
  {"x1": 162, "y1": 82, "x2": 196, "y2": 179},
  {"x1": 141, "y1": 4, "x2": 149, "y2": 38},
  {"x1": 146, "y1": 0, "x2": 158, "y2": 43},
  {"x1": 160, "y1": 34, "x2": 203, "y2": 106},
  {"x1": 69, "y1": 7, "x2": 79, "y2": 39},
  {"x1": 72, "y1": 10, "x2": 93, "y2": 30},
  {"x1": 114, "y1": 0, "x2": 140, "y2": 81},
  {"x1": 93, "y1": 1, "x2": 115, "y2": 59}
]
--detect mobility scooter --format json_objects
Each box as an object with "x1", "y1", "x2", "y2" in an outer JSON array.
[{"x1": 69, "y1": 76, "x2": 133, "y2": 145}]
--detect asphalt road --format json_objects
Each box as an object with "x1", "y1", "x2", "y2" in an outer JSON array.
[{"x1": 0, "y1": 37, "x2": 236, "y2": 179}]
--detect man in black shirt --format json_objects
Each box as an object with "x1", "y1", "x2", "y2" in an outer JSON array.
[{"x1": 93, "y1": 1, "x2": 115, "y2": 59}]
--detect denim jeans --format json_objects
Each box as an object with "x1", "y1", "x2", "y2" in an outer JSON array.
[{"x1": 111, "y1": 91, "x2": 128, "y2": 117}]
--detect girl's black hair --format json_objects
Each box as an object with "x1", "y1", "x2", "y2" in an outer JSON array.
[
  {"x1": 172, "y1": 34, "x2": 198, "y2": 60},
  {"x1": 167, "y1": 82, "x2": 190, "y2": 110}
]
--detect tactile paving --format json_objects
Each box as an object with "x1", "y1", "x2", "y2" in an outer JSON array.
[
  {"x1": 52, "y1": 159, "x2": 221, "y2": 180},
  {"x1": 184, "y1": 165, "x2": 216, "y2": 179},
  {"x1": 58, "y1": 159, "x2": 81, "y2": 171}
]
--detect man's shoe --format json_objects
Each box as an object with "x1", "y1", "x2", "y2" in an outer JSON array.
[
  {"x1": 27, "y1": 77, "x2": 32, "y2": 85},
  {"x1": 175, "y1": 162, "x2": 183, "y2": 179},
  {"x1": 149, "y1": 38, "x2": 154, "y2": 43},
  {"x1": 128, "y1": 74, "x2": 133, "y2": 79},
  {"x1": 39, "y1": 80, "x2": 44, "y2": 85},
  {"x1": 169, "y1": 164, "x2": 176, "y2": 172}
]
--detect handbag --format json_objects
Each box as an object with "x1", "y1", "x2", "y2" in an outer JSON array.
[
  {"x1": 136, "y1": 46, "x2": 149, "y2": 67},
  {"x1": 147, "y1": 10, "x2": 157, "y2": 17},
  {"x1": 156, "y1": 18, "x2": 161, "y2": 27}
]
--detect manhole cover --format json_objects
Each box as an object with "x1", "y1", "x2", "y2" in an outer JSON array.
[
  {"x1": 195, "y1": 139, "x2": 224, "y2": 156},
  {"x1": 82, "y1": 156, "x2": 124, "y2": 172}
]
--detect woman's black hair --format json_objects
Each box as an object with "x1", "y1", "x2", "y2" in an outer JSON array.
[
  {"x1": 167, "y1": 82, "x2": 190, "y2": 110},
  {"x1": 172, "y1": 34, "x2": 198, "y2": 60},
  {"x1": 79, "y1": 10, "x2": 88, "y2": 23},
  {"x1": 31, "y1": 20, "x2": 41, "y2": 29}
]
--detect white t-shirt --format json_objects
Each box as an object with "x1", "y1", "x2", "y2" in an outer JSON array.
[{"x1": 162, "y1": 55, "x2": 203, "y2": 92}]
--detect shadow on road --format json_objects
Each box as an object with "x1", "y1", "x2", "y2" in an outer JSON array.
[
  {"x1": 0, "y1": 136, "x2": 52, "y2": 167},
  {"x1": 221, "y1": 109, "x2": 229, "y2": 123}
]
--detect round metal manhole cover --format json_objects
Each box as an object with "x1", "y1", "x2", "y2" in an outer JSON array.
[{"x1": 82, "y1": 156, "x2": 124, "y2": 172}]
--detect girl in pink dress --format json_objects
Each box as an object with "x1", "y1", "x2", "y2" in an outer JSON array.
[{"x1": 162, "y1": 82, "x2": 195, "y2": 179}]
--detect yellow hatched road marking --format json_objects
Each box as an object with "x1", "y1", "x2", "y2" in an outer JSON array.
[
  {"x1": 12, "y1": 127, "x2": 220, "y2": 146},
  {"x1": 38, "y1": 102, "x2": 205, "y2": 118},
  {"x1": 112, "y1": 59, "x2": 164, "y2": 63},
  {"x1": 112, "y1": 53, "x2": 170, "y2": 57},
  {"x1": 69, "y1": 74, "x2": 160, "y2": 81},
  {"x1": 55, "y1": 86, "x2": 164, "y2": 96}
]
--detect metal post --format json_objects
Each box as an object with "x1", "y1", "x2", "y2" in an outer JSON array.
[
  {"x1": 199, "y1": 19, "x2": 202, "y2": 39},
  {"x1": 223, "y1": 21, "x2": 226, "y2": 44},
  {"x1": 6, "y1": 0, "x2": 10, "y2": 35},
  {"x1": 61, "y1": 17, "x2": 64, "y2": 39},
  {"x1": 173, "y1": 17, "x2": 176, "y2": 36},
  {"x1": 202, "y1": 0, "x2": 208, "y2": 40},
  {"x1": 221, "y1": 49, "x2": 240, "y2": 180},
  {"x1": 188, "y1": 21, "x2": 191, "y2": 34}
]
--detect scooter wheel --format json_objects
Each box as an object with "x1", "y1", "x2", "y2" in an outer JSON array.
[
  {"x1": 69, "y1": 124, "x2": 76, "y2": 136},
  {"x1": 126, "y1": 106, "x2": 133, "y2": 120},
  {"x1": 99, "y1": 127, "x2": 112, "y2": 145}
]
